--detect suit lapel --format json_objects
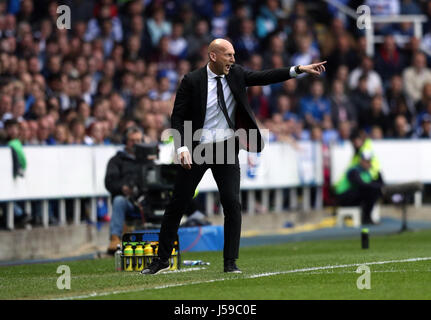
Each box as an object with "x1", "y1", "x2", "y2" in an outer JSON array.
[
  {"x1": 226, "y1": 71, "x2": 255, "y2": 124},
  {"x1": 225, "y1": 72, "x2": 237, "y2": 101}
]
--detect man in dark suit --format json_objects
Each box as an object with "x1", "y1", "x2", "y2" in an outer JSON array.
[{"x1": 141, "y1": 38, "x2": 326, "y2": 274}]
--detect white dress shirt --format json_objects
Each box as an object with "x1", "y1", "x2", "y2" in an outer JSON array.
[{"x1": 177, "y1": 64, "x2": 237, "y2": 154}]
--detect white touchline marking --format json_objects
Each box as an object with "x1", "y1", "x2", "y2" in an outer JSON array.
[{"x1": 54, "y1": 257, "x2": 431, "y2": 300}]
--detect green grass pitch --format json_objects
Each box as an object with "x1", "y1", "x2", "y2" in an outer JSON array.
[{"x1": 1, "y1": 229, "x2": 431, "y2": 300}]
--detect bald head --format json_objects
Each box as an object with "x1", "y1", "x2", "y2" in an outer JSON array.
[
  {"x1": 208, "y1": 38, "x2": 233, "y2": 54},
  {"x1": 208, "y1": 38, "x2": 235, "y2": 75}
]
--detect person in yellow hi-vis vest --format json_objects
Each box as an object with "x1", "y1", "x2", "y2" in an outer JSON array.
[
  {"x1": 335, "y1": 150, "x2": 384, "y2": 225},
  {"x1": 349, "y1": 130, "x2": 381, "y2": 180}
]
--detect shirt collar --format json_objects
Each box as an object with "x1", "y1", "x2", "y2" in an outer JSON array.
[{"x1": 207, "y1": 64, "x2": 225, "y2": 79}]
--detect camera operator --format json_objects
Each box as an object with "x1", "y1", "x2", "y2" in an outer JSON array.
[{"x1": 105, "y1": 126, "x2": 144, "y2": 254}]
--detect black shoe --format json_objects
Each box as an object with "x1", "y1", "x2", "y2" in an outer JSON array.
[
  {"x1": 140, "y1": 258, "x2": 170, "y2": 275},
  {"x1": 224, "y1": 259, "x2": 242, "y2": 273}
]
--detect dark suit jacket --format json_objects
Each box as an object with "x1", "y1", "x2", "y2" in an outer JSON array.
[{"x1": 171, "y1": 64, "x2": 293, "y2": 153}]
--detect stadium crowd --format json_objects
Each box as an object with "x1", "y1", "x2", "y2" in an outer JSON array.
[{"x1": 1, "y1": 0, "x2": 431, "y2": 150}]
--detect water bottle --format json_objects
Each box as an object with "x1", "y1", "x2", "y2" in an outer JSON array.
[
  {"x1": 144, "y1": 243, "x2": 153, "y2": 267},
  {"x1": 134, "y1": 244, "x2": 144, "y2": 271},
  {"x1": 361, "y1": 228, "x2": 369, "y2": 249},
  {"x1": 114, "y1": 244, "x2": 122, "y2": 272},
  {"x1": 183, "y1": 260, "x2": 210, "y2": 266},
  {"x1": 123, "y1": 244, "x2": 134, "y2": 271}
]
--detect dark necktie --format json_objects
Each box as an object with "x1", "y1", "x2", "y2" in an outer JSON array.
[{"x1": 215, "y1": 76, "x2": 234, "y2": 130}]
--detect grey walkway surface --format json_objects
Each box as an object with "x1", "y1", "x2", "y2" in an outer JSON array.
[{"x1": 240, "y1": 217, "x2": 431, "y2": 247}]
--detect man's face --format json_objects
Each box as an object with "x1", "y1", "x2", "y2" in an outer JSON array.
[
  {"x1": 6, "y1": 124, "x2": 19, "y2": 139},
  {"x1": 210, "y1": 43, "x2": 235, "y2": 75},
  {"x1": 414, "y1": 53, "x2": 425, "y2": 69},
  {"x1": 360, "y1": 158, "x2": 372, "y2": 170},
  {"x1": 311, "y1": 81, "x2": 323, "y2": 98},
  {"x1": 353, "y1": 137, "x2": 364, "y2": 150},
  {"x1": 126, "y1": 131, "x2": 143, "y2": 153}
]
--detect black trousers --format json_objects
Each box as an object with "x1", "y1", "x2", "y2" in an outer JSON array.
[
  {"x1": 336, "y1": 186, "x2": 381, "y2": 222},
  {"x1": 158, "y1": 138, "x2": 241, "y2": 261}
]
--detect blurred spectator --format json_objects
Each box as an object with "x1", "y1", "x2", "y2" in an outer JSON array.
[
  {"x1": 124, "y1": 13, "x2": 152, "y2": 59},
  {"x1": 84, "y1": 4, "x2": 123, "y2": 56},
  {"x1": 415, "y1": 99, "x2": 431, "y2": 132},
  {"x1": 262, "y1": 34, "x2": 289, "y2": 69},
  {"x1": 389, "y1": 94, "x2": 413, "y2": 129},
  {"x1": 210, "y1": 0, "x2": 229, "y2": 38},
  {"x1": 370, "y1": 125, "x2": 384, "y2": 140},
  {"x1": 272, "y1": 77, "x2": 299, "y2": 112},
  {"x1": 374, "y1": 35, "x2": 406, "y2": 87},
  {"x1": 349, "y1": 74, "x2": 373, "y2": 115},
  {"x1": 120, "y1": 0, "x2": 144, "y2": 35},
  {"x1": 329, "y1": 79, "x2": 357, "y2": 129},
  {"x1": 386, "y1": 74, "x2": 414, "y2": 116},
  {"x1": 392, "y1": 114, "x2": 413, "y2": 138},
  {"x1": 84, "y1": 121, "x2": 106, "y2": 145},
  {"x1": 286, "y1": 16, "x2": 314, "y2": 56},
  {"x1": 69, "y1": 118, "x2": 85, "y2": 144},
  {"x1": 227, "y1": 1, "x2": 250, "y2": 39},
  {"x1": 415, "y1": 114, "x2": 431, "y2": 138},
  {"x1": 393, "y1": 21, "x2": 415, "y2": 44},
  {"x1": 35, "y1": 115, "x2": 52, "y2": 145},
  {"x1": 349, "y1": 56, "x2": 383, "y2": 96},
  {"x1": 402, "y1": 36, "x2": 421, "y2": 66},
  {"x1": 289, "y1": 33, "x2": 320, "y2": 71},
  {"x1": 49, "y1": 122, "x2": 70, "y2": 145},
  {"x1": 185, "y1": 18, "x2": 212, "y2": 62},
  {"x1": 321, "y1": 116, "x2": 339, "y2": 146},
  {"x1": 146, "y1": 6, "x2": 171, "y2": 47},
  {"x1": 402, "y1": 52, "x2": 431, "y2": 104},
  {"x1": 255, "y1": 0, "x2": 285, "y2": 39},
  {"x1": 177, "y1": 3, "x2": 197, "y2": 37},
  {"x1": 338, "y1": 120, "x2": 352, "y2": 141},
  {"x1": 233, "y1": 18, "x2": 259, "y2": 64},
  {"x1": 324, "y1": 26, "x2": 359, "y2": 80},
  {"x1": 358, "y1": 94, "x2": 390, "y2": 135},
  {"x1": 414, "y1": 82, "x2": 431, "y2": 113},
  {"x1": 18, "y1": 120, "x2": 30, "y2": 144},
  {"x1": 168, "y1": 21, "x2": 188, "y2": 60},
  {"x1": 299, "y1": 79, "x2": 331, "y2": 128},
  {"x1": 0, "y1": 94, "x2": 13, "y2": 126},
  {"x1": 310, "y1": 124, "x2": 323, "y2": 142},
  {"x1": 150, "y1": 35, "x2": 178, "y2": 74},
  {"x1": 124, "y1": 34, "x2": 143, "y2": 61},
  {"x1": 274, "y1": 94, "x2": 297, "y2": 122}
]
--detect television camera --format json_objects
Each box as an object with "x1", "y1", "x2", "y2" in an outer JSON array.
[{"x1": 128, "y1": 142, "x2": 177, "y2": 225}]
